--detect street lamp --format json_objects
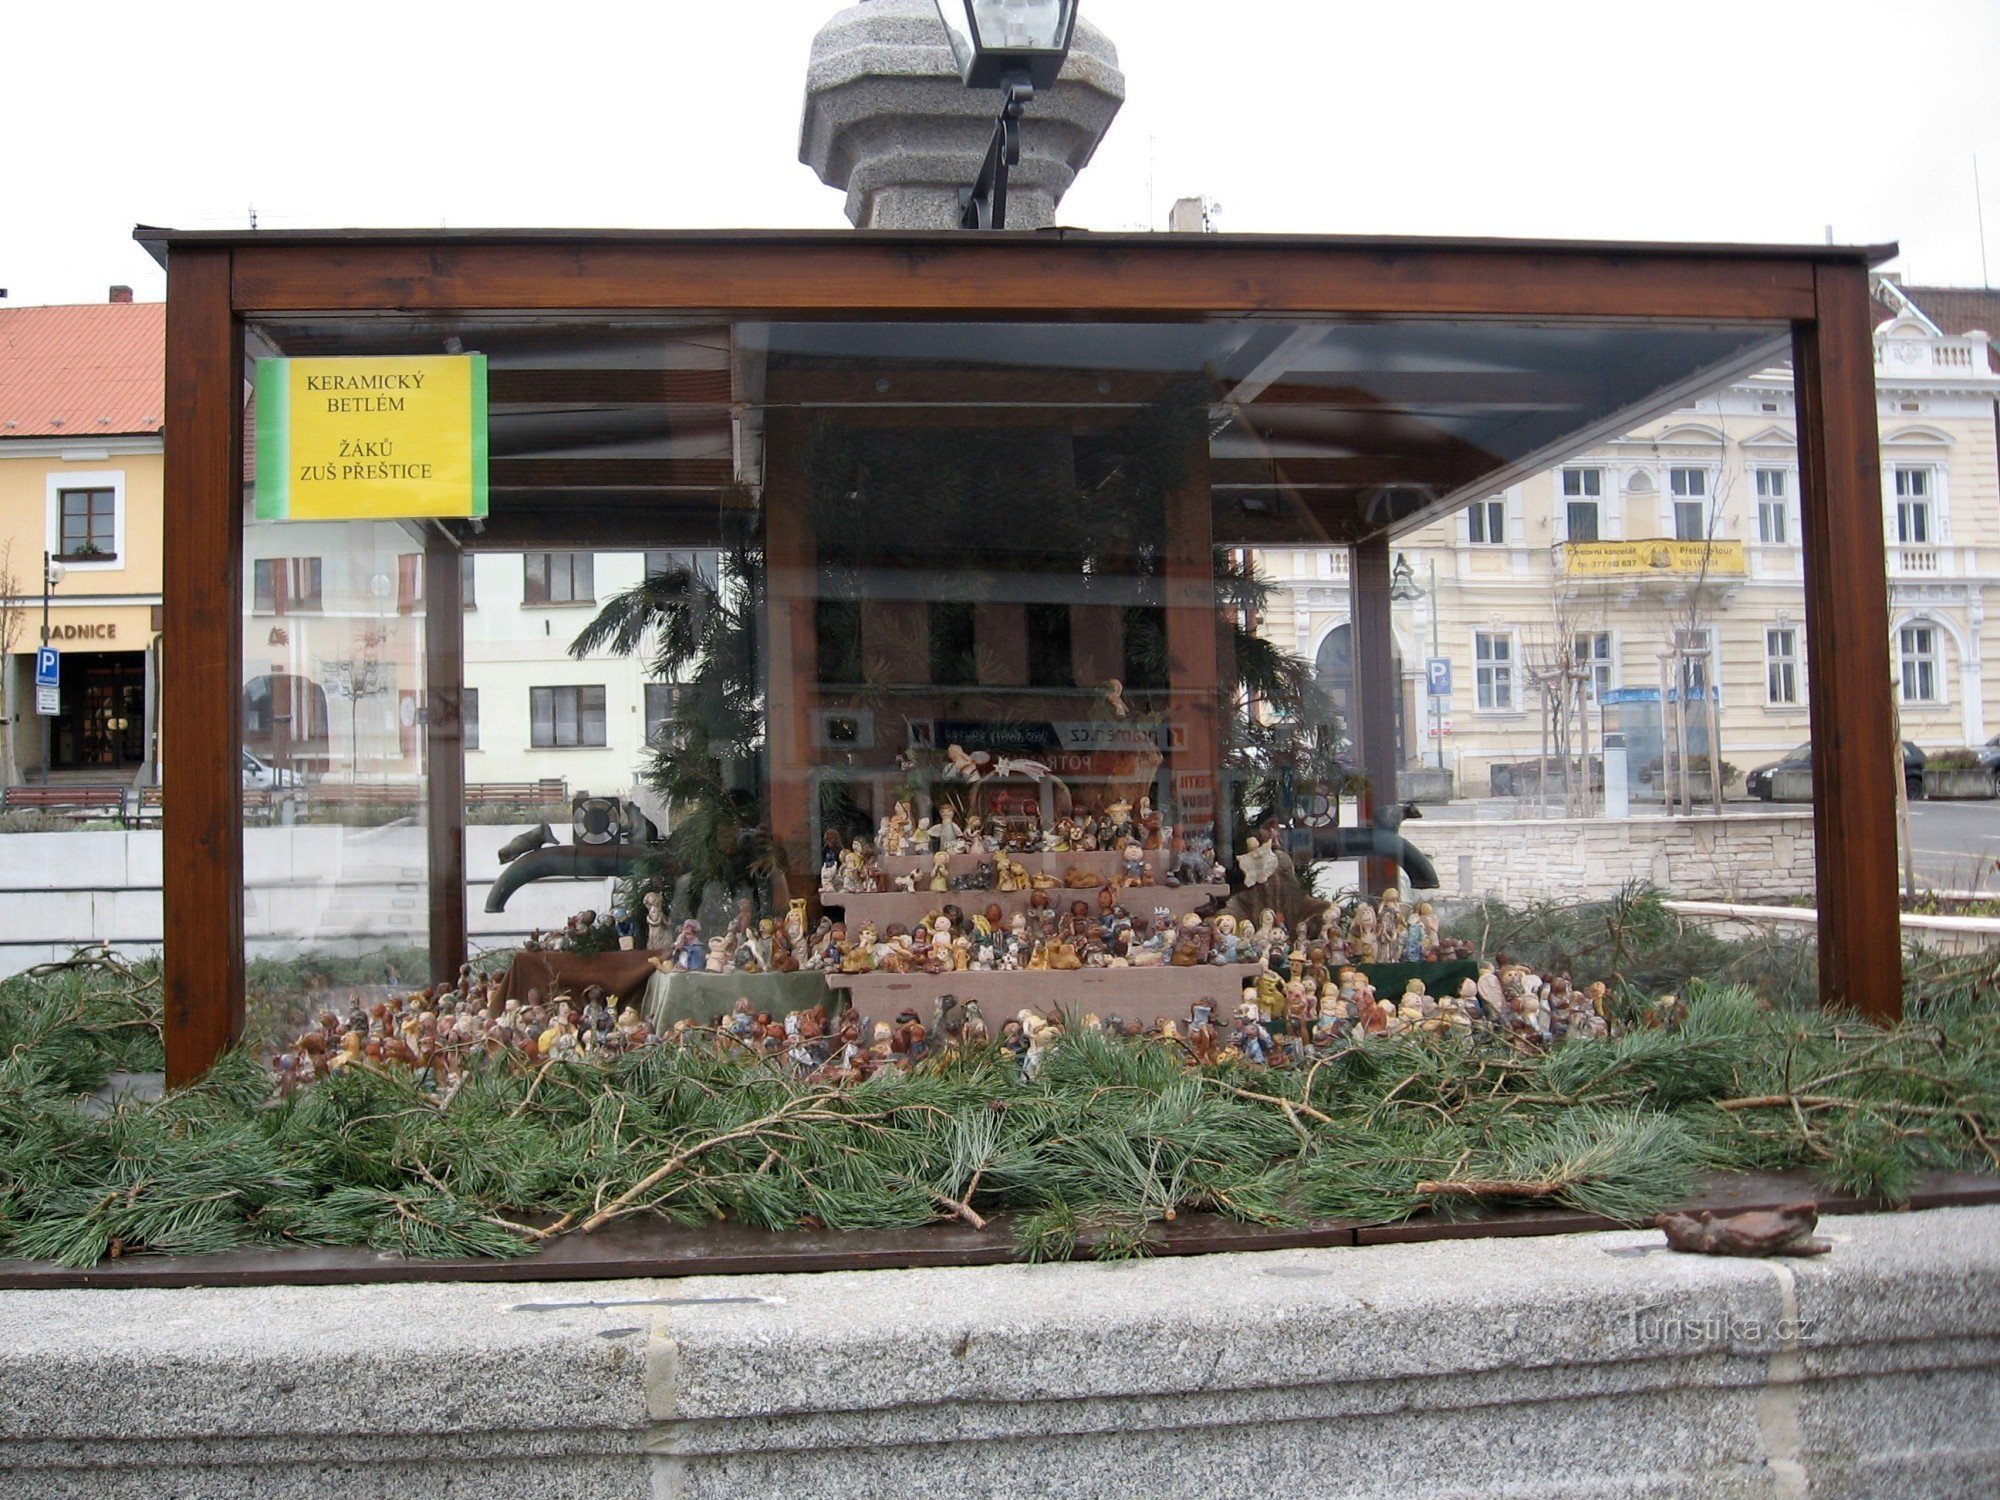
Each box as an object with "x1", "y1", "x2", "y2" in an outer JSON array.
[
  {"x1": 934, "y1": 1, "x2": 1080, "y2": 229},
  {"x1": 39, "y1": 553, "x2": 64, "y2": 785},
  {"x1": 1389, "y1": 552, "x2": 1445, "y2": 772}
]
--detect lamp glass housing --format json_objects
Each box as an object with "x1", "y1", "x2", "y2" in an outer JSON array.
[
  {"x1": 1389, "y1": 555, "x2": 1424, "y2": 601},
  {"x1": 935, "y1": 0, "x2": 1078, "y2": 89}
]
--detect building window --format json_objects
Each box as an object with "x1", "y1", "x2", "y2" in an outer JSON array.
[
  {"x1": 1676, "y1": 627, "x2": 1714, "y2": 698},
  {"x1": 396, "y1": 553, "x2": 424, "y2": 614},
  {"x1": 1122, "y1": 605, "x2": 1170, "y2": 693},
  {"x1": 1573, "y1": 632, "x2": 1613, "y2": 701},
  {"x1": 1561, "y1": 468, "x2": 1601, "y2": 542},
  {"x1": 817, "y1": 599, "x2": 864, "y2": 683},
  {"x1": 1898, "y1": 624, "x2": 1940, "y2": 703},
  {"x1": 1025, "y1": 602, "x2": 1075, "y2": 688},
  {"x1": 524, "y1": 552, "x2": 594, "y2": 605},
  {"x1": 645, "y1": 549, "x2": 720, "y2": 590},
  {"x1": 461, "y1": 553, "x2": 477, "y2": 610},
  {"x1": 930, "y1": 601, "x2": 977, "y2": 687},
  {"x1": 252, "y1": 557, "x2": 324, "y2": 615},
  {"x1": 1474, "y1": 632, "x2": 1514, "y2": 711},
  {"x1": 1467, "y1": 497, "x2": 1505, "y2": 545},
  {"x1": 1668, "y1": 467, "x2": 1708, "y2": 542},
  {"x1": 645, "y1": 682, "x2": 686, "y2": 747},
  {"x1": 1894, "y1": 467, "x2": 1933, "y2": 544},
  {"x1": 1755, "y1": 469, "x2": 1789, "y2": 544},
  {"x1": 530, "y1": 685, "x2": 607, "y2": 748},
  {"x1": 1764, "y1": 629, "x2": 1799, "y2": 705},
  {"x1": 462, "y1": 688, "x2": 480, "y2": 751},
  {"x1": 57, "y1": 488, "x2": 117, "y2": 559}
]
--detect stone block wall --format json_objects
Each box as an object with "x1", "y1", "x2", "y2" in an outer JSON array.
[{"x1": 1414, "y1": 811, "x2": 1816, "y2": 905}]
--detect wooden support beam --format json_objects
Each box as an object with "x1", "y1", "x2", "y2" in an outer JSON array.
[
  {"x1": 486, "y1": 368, "x2": 731, "y2": 405},
  {"x1": 1163, "y1": 445, "x2": 1222, "y2": 848},
  {"x1": 764, "y1": 367, "x2": 1179, "y2": 408},
  {"x1": 425, "y1": 530, "x2": 468, "y2": 986},
  {"x1": 488, "y1": 458, "x2": 735, "y2": 489},
  {"x1": 162, "y1": 248, "x2": 244, "y2": 1087},
  {"x1": 226, "y1": 234, "x2": 1827, "y2": 322},
  {"x1": 1794, "y1": 266, "x2": 1902, "y2": 1023},
  {"x1": 1350, "y1": 538, "x2": 1400, "y2": 898},
  {"x1": 762, "y1": 412, "x2": 819, "y2": 902},
  {"x1": 1211, "y1": 455, "x2": 1496, "y2": 489},
  {"x1": 1247, "y1": 374, "x2": 1601, "y2": 407}
]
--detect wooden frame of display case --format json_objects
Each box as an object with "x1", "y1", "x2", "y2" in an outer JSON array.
[{"x1": 146, "y1": 227, "x2": 1900, "y2": 1085}]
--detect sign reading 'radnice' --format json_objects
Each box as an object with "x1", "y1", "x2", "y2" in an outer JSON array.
[{"x1": 254, "y1": 354, "x2": 488, "y2": 520}]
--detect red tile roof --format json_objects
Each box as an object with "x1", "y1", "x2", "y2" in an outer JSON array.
[
  {"x1": 1899, "y1": 285, "x2": 2000, "y2": 342},
  {"x1": 0, "y1": 301, "x2": 166, "y2": 440}
]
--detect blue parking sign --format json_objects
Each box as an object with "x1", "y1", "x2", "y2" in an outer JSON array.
[
  {"x1": 1425, "y1": 656, "x2": 1451, "y2": 697},
  {"x1": 34, "y1": 648, "x2": 59, "y2": 689}
]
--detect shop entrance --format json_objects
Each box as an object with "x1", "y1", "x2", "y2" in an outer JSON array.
[{"x1": 51, "y1": 651, "x2": 145, "y2": 769}]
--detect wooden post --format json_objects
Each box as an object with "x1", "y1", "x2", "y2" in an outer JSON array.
[
  {"x1": 1351, "y1": 537, "x2": 1400, "y2": 896},
  {"x1": 762, "y1": 412, "x2": 819, "y2": 886},
  {"x1": 424, "y1": 531, "x2": 467, "y2": 984},
  {"x1": 1794, "y1": 263, "x2": 1902, "y2": 1022},
  {"x1": 161, "y1": 248, "x2": 244, "y2": 1086},
  {"x1": 1162, "y1": 450, "x2": 1221, "y2": 845}
]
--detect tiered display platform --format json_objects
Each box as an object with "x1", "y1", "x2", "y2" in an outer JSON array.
[{"x1": 819, "y1": 845, "x2": 1254, "y2": 1017}]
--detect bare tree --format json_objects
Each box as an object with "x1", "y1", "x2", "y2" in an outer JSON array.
[
  {"x1": 0, "y1": 543, "x2": 24, "y2": 788},
  {"x1": 1660, "y1": 428, "x2": 1739, "y2": 817},
  {"x1": 1522, "y1": 574, "x2": 1607, "y2": 817}
]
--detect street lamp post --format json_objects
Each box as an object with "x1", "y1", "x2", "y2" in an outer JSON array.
[
  {"x1": 1390, "y1": 552, "x2": 1444, "y2": 771},
  {"x1": 40, "y1": 552, "x2": 64, "y2": 786},
  {"x1": 934, "y1": 1, "x2": 1080, "y2": 229}
]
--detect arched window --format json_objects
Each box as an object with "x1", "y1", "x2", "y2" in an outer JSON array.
[{"x1": 244, "y1": 674, "x2": 332, "y2": 771}]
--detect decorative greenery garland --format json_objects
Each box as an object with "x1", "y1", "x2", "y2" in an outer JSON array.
[{"x1": 2, "y1": 900, "x2": 1996, "y2": 1271}]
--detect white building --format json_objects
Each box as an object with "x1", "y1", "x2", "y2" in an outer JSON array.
[{"x1": 1254, "y1": 278, "x2": 2000, "y2": 794}]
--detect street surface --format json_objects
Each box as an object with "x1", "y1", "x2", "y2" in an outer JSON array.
[{"x1": 1906, "y1": 799, "x2": 2000, "y2": 894}]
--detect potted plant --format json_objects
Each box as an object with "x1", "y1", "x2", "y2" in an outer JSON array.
[{"x1": 1922, "y1": 749, "x2": 1996, "y2": 800}]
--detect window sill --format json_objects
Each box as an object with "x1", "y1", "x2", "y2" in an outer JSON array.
[
  {"x1": 55, "y1": 552, "x2": 118, "y2": 565},
  {"x1": 523, "y1": 600, "x2": 598, "y2": 609},
  {"x1": 525, "y1": 743, "x2": 611, "y2": 752}
]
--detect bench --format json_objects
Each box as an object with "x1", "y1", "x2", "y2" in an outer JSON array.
[
  {"x1": 465, "y1": 778, "x2": 569, "y2": 813},
  {"x1": 129, "y1": 787, "x2": 282, "y2": 827},
  {"x1": 1, "y1": 785, "x2": 130, "y2": 826}
]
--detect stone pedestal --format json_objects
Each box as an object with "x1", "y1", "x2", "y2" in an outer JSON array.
[
  {"x1": 800, "y1": 0, "x2": 1125, "y2": 230},
  {"x1": 5, "y1": 1205, "x2": 1999, "y2": 1496}
]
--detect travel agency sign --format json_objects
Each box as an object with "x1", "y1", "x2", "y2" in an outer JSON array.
[{"x1": 254, "y1": 355, "x2": 488, "y2": 520}]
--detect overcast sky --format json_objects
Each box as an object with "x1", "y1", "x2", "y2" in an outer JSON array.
[{"x1": 5, "y1": 0, "x2": 1997, "y2": 307}]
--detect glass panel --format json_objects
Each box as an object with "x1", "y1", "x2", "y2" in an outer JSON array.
[
  {"x1": 238, "y1": 306, "x2": 1802, "y2": 1064},
  {"x1": 239, "y1": 505, "x2": 428, "y2": 1048}
]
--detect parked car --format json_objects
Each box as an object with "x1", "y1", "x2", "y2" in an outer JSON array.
[
  {"x1": 1977, "y1": 733, "x2": 2000, "y2": 773},
  {"x1": 241, "y1": 749, "x2": 302, "y2": 791},
  {"x1": 1488, "y1": 756, "x2": 1604, "y2": 798},
  {"x1": 1744, "y1": 742, "x2": 1925, "y2": 801}
]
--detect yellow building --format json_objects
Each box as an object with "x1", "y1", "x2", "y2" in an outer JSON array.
[{"x1": 0, "y1": 293, "x2": 164, "y2": 784}]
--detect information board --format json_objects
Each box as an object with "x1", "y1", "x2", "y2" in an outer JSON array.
[{"x1": 254, "y1": 354, "x2": 488, "y2": 521}]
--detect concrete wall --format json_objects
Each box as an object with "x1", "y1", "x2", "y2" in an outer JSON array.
[
  {"x1": 2, "y1": 1204, "x2": 1995, "y2": 1497},
  {"x1": 0, "y1": 823, "x2": 614, "y2": 973},
  {"x1": 1419, "y1": 809, "x2": 1816, "y2": 905}
]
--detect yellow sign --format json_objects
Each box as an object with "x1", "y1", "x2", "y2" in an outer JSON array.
[
  {"x1": 1560, "y1": 538, "x2": 1746, "y2": 578},
  {"x1": 255, "y1": 355, "x2": 487, "y2": 520}
]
